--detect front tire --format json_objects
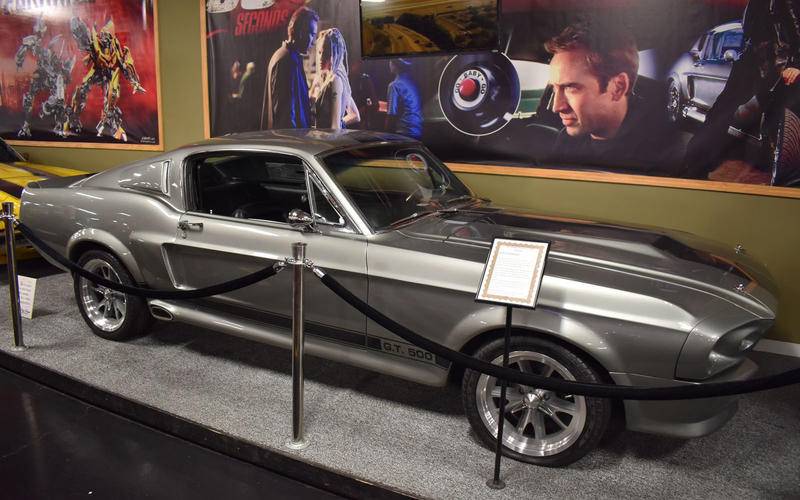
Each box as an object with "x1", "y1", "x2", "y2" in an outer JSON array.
[
  {"x1": 462, "y1": 336, "x2": 611, "y2": 467},
  {"x1": 74, "y1": 249, "x2": 151, "y2": 341},
  {"x1": 667, "y1": 79, "x2": 683, "y2": 124}
]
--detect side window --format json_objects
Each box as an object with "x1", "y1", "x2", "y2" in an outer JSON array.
[
  {"x1": 309, "y1": 177, "x2": 345, "y2": 226},
  {"x1": 694, "y1": 34, "x2": 708, "y2": 57},
  {"x1": 190, "y1": 152, "x2": 310, "y2": 223},
  {"x1": 705, "y1": 32, "x2": 723, "y2": 60},
  {"x1": 708, "y1": 30, "x2": 739, "y2": 60},
  {"x1": 721, "y1": 29, "x2": 744, "y2": 56}
]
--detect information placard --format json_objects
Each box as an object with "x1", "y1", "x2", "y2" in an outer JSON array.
[
  {"x1": 476, "y1": 238, "x2": 549, "y2": 309},
  {"x1": 18, "y1": 275, "x2": 37, "y2": 319}
]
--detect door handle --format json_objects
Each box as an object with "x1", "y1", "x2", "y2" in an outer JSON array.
[{"x1": 178, "y1": 220, "x2": 204, "y2": 231}]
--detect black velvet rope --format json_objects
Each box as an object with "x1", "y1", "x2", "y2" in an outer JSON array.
[
  {"x1": 318, "y1": 272, "x2": 800, "y2": 400},
  {"x1": 17, "y1": 222, "x2": 281, "y2": 300}
]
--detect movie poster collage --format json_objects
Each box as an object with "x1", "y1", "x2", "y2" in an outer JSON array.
[
  {"x1": 207, "y1": 0, "x2": 800, "y2": 188},
  {"x1": 0, "y1": 0, "x2": 161, "y2": 149}
]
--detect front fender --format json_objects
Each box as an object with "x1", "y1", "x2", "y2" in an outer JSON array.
[
  {"x1": 67, "y1": 228, "x2": 145, "y2": 283},
  {"x1": 447, "y1": 303, "x2": 689, "y2": 379},
  {"x1": 449, "y1": 305, "x2": 625, "y2": 370}
]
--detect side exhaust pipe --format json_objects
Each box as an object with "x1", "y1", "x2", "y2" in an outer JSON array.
[{"x1": 149, "y1": 305, "x2": 174, "y2": 321}]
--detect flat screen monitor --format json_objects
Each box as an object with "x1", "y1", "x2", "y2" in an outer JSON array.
[{"x1": 360, "y1": 0, "x2": 500, "y2": 58}]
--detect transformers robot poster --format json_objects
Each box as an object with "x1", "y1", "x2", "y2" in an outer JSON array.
[
  {"x1": 204, "y1": 0, "x2": 799, "y2": 192},
  {"x1": 0, "y1": 0, "x2": 162, "y2": 150}
]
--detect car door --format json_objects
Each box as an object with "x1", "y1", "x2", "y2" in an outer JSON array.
[
  {"x1": 162, "y1": 149, "x2": 368, "y2": 341},
  {"x1": 692, "y1": 29, "x2": 742, "y2": 110}
]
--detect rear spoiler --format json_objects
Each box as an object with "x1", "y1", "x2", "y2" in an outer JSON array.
[{"x1": 27, "y1": 173, "x2": 95, "y2": 189}]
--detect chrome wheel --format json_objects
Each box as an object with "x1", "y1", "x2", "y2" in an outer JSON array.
[
  {"x1": 475, "y1": 351, "x2": 587, "y2": 458},
  {"x1": 78, "y1": 258, "x2": 128, "y2": 332}
]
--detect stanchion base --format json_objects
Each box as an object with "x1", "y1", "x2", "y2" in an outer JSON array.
[
  {"x1": 10, "y1": 345, "x2": 28, "y2": 352},
  {"x1": 486, "y1": 478, "x2": 506, "y2": 490},
  {"x1": 285, "y1": 438, "x2": 310, "y2": 451}
]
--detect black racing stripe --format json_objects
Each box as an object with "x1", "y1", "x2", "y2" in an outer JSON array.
[
  {"x1": 307, "y1": 323, "x2": 365, "y2": 346},
  {"x1": 193, "y1": 299, "x2": 366, "y2": 346},
  {"x1": 366, "y1": 336, "x2": 382, "y2": 350},
  {"x1": 652, "y1": 236, "x2": 752, "y2": 282},
  {"x1": 192, "y1": 299, "x2": 448, "y2": 367},
  {"x1": 9, "y1": 163, "x2": 51, "y2": 179},
  {"x1": 0, "y1": 179, "x2": 23, "y2": 199}
]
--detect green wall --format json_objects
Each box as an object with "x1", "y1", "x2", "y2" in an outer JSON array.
[{"x1": 13, "y1": 1, "x2": 800, "y2": 344}]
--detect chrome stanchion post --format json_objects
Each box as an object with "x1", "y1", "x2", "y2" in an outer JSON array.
[
  {"x1": 2, "y1": 202, "x2": 25, "y2": 351},
  {"x1": 286, "y1": 242, "x2": 310, "y2": 450}
]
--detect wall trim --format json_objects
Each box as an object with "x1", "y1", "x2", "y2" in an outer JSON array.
[
  {"x1": 754, "y1": 339, "x2": 800, "y2": 358},
  {"x1": 447, "y1": 163, "x2": 800, "y2": 199}
]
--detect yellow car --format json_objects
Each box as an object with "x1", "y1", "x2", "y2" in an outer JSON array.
[{"x1": 0, "y1": 138, "x2": 88, "y2": 263}]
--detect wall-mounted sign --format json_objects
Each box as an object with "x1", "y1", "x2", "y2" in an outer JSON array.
[
  {"x1": 202, "y1": 0, "x2": 800, "y2": 197},
  {"x1": 0, "y1": 0, "x2": 163, "y2": 150}
]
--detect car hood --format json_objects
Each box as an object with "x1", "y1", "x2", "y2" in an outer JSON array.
[{"x1": 393, "y1": 204, "x2": 777, "y2": 315}]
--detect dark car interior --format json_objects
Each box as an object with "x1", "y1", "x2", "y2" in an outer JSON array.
[{"x1": 188, "y1": 153, "x2": 311, "y2": 222}]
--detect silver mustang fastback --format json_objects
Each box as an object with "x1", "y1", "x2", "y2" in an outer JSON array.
[{"x1": 20, "y1": 129, "x2": 776, "y2": 467}]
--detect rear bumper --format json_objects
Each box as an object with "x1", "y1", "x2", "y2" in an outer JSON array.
[{"x1": 611, "y1": 358, "x2": 758, "y2": 438}]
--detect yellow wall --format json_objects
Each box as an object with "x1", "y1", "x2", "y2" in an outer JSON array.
[{"x1": 12, "y1": 1, "x2": 800, "y2": 344}]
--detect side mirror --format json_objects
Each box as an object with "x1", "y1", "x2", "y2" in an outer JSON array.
[
  {"x1": 723, "y1": 49, "x2": 739, "y2": 62},
  {"x1": 288, "y1": 208, "x2": 315, "y2": 231},
  {"x1": 690, "y1": 49, "x2": 701, "y2": 61},
  {"x1": 313, "y1": 212, "x2": 345, "y2": 226}
]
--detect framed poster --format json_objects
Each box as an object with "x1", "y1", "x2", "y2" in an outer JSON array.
[
  {"x1": 201, "y1": 0, "x2": 800, "y2": 198},
  {"x1": 0, "y1": 0, "x2": 163, "y2": 150}
]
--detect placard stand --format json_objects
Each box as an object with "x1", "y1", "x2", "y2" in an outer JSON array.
[
  {"x1": 475, "y1": 238, "x2": 550, "y2": 489},
  {"x1": 487, "y1": 304, "x2": 513, "y2": 489}
]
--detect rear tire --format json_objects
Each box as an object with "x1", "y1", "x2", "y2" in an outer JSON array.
[
  {"x1": 73, "y1": 249, "x2": 151, "y2": 341},
  {"x1": 769, "y1": 108, "x2": 800, "y2": 185},
  {"x1": 462, "y1": 336, "x2": 611, "y2": 467}
]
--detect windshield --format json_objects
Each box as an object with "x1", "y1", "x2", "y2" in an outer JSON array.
[
  {"x1": 0, "y1": 140, "x2": 22, "y2": 163},
  {"x1": 322, "y1": 144, "x2": 474, "y2": 231}
]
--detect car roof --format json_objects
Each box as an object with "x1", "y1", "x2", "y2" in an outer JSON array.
[
  {"x1": 711, "y1": 21, "x2": 742, "y2": 33},
  {"x1": 186, "y1": 129, "x2": 418, "y2": 156}
]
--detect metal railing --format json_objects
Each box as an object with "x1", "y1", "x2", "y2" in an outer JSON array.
[{"x1": 2, "y1": 202, "x2": 25, "y2": 351}]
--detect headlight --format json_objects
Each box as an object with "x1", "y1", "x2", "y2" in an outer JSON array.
[
  {"x1": 676, "y1": 318, "x2": 772, "y2": 380},
  {"x1": 705, "y1": 320, "x2": 771, "y2": 377}
]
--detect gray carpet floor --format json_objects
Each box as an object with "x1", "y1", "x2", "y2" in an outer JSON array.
[{"x1": 0, "y1": 272, "x2": 798, "y2": 499}]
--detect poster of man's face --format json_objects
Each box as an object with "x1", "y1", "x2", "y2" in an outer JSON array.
[
  {"x1": 0, "y1": 0, "x2": 162, "y2": 149},
  {"x1": 204, "y1": 0, "x2": 800, "y2": 189}
]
